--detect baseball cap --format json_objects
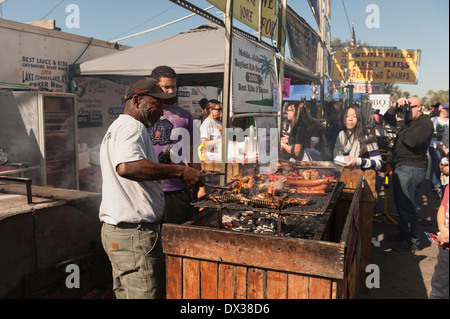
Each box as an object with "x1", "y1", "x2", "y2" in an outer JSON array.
[
  {"x1": 407, "y1": 96, "x2": 422, "y2": 107},
  {"x1": 124, "y1": 77, "x2": 176, "y2": 103},
  {"x1": 439, "y1": 102, "x2": 449, "y2": 110}
]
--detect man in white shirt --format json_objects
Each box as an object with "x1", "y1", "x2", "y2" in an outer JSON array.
[{"x1": 99, "y1": 77, "x2": 204, "y2": 299}]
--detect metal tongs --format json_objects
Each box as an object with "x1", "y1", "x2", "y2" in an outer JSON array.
[
  {"x1": 200, "y1": 171, "x2": 228, "y2": 190},
  {"x1": 200, "y1": 171, "x2": 228, "y2": 189},
  {"x1": 201, "y1": 171, "x2": 226, "y2": 177},
  {"x1": 204, "y1": 183, "x2": 232, "y2": 190}
]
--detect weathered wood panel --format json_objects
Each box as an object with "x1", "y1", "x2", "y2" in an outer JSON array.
[
  {"x1": 236, "y1": 266, "x2": 247, "y2": 299},
  {"x1": 247, "y1": 268, "x2": 265, "y2": 299},
  {"x1": 287, "y1": 273, "x2": 310, "y2": 299},
  {"x1": 165, "y1": 255, "x2": 182, "y2": 299},
  {"x1": 162, "y1": 225, "x2": 344, "y2": 279},
  {"x1": 266, "y1": 271, "x2": 287, "y2": 299},
  {"x1": 163, "y1": 169, "x2": 365, "y2": 300},
  {"x1": 182, "y1": 258, "x2": 200, "y2": 299},
  {"x1": 218, "y1": 263, "x2": 235, "y2": 299},
  {"x1": 309, "y1": 277, "x2": 332, "y2": 299},
  {"x1": 200, "y1": 260, "x2": 218, "y2": 299}
]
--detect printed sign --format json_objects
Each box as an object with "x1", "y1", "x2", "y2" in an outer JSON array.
[
  {"x1": 177, "y1": 86, "x2": 220, "y2": 120},
  {"x1": 21, "y1": 56, "x2": 69, "y2": 91},
  {"x1": 333, "y1": 48, "x2": 421, "y2": 84},
  {"x1": 74, "y1": 77, "x2": 128, "y2": 148},
  {"x1": 368, "y1": 94, "x2": 391, "y2": 114},
  {"x1": 232, "y1": 35, "x2": 278, "y2": 113},
  {"x1": 352, "y1": 83, "x2": 383, "y2": 94},
  {"x1": 205, "y1": 0, "x2": 279, "y2": 40}
]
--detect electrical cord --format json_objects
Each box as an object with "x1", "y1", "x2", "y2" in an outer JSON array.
[{"x1": 40, "y1": 0, "x2": 65, "y2": 21}]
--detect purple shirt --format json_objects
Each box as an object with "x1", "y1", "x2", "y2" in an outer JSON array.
[{"x1": 148, "y1": 105, "x2": 194, "y2": 192}]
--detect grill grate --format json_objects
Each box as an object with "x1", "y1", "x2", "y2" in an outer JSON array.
[
  {"x1": 190, "y1": 163, "x2": 344, "y2": 238},
  {"x1": 192, "y1": 165, "x2": 343, "y2": 216}
]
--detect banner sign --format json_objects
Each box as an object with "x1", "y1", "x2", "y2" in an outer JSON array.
[
  {"x1": 285, "y1": 7, "x2": 318, "y2": 73},
  {"x1": 307, "y1": 0, "x2": 320, "y2": 28},
  {"x1": 205, "y1": 0, "x2": 279, "y2": 40},
  {"x1": 333, "y1": 48, "x2": 421, "y2": 84},
  {"x1": 282, "y1": 78, "x2": 291, "y2": 98},
  {"x1": 232, "y1": 35, "x2": 278, "y2": 113}
]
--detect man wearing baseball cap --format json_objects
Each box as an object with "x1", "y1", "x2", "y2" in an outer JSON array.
[
  {"x1": 384, "y1": 96, "x2": 434, "y2": 253},
  {"x1": 99, "y1": 77, "x2": 204, "y2": 298}
]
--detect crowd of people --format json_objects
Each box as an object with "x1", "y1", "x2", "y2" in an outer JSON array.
[{"x1": 97, "y1": 68, "x2": 448, "y2": 299}]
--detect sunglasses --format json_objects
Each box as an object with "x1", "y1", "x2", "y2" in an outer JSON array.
[{"x1": 212, "y1": 108, "x2": 223, "y2": 111}]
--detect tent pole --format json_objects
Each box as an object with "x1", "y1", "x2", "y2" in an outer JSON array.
[
  {"x1": 277, "y1": 0, "x2": 287, "y2": 148},
  {"x1": 220, "y1": 0, "x2": 233, "y2": 185}
]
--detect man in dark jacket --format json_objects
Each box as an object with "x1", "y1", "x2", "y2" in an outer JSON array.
[{"x1": 384, "y1": 96, "x2": 434, "y2": 253}]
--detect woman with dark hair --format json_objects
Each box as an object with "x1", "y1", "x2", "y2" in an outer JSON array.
[
  {"x1": 334, "y1": 105, "x2": 382, "y2": 170},
  {"x1": 323, "y1": 101, "x2": 343, "y2": 160},
  {"x1": 280, "y1": 102, "x2": 301, "y2": 160},
  {"x1": 280, "y1": 101, "x2": 324, "y2": 161}
]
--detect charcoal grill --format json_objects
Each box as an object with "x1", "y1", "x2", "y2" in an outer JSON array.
[
  {"x1": 190, "y1": 162, "x2": 344, "y2": 238},
  {"x1": 192, "y1": 163, "x2": 344, "y2": 216}
]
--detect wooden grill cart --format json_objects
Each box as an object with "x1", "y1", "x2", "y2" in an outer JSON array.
[{"x1": 162, "y1": 165, "x2": 375, "y2": 299}]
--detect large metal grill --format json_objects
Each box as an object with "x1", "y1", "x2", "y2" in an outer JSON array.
[
  {"x1": 192, "y1": 162, "x2": 344, "y2": 216},
  {"x1": 190, "y1": 162, "x2": 344, "y2": 239}
]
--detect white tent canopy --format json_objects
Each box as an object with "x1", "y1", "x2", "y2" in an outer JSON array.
[{"x1": 79, "y1": 24, "x2": 318, "y2": 85}]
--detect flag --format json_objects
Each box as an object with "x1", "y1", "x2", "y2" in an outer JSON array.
[{"x1": 350, "y1": 22, "x2": 356, "y2": 47}]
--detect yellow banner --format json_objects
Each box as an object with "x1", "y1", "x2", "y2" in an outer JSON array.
[
  {"x1": 333, "y1": 48, "x2": 421, "y2": 84},
  {"x1": 206, "y1": 0, "x2": 279, "y2": 40}
]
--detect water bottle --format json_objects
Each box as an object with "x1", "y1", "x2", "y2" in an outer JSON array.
[{"x1": 198, "y1": 141, "x2": 207, "y2": 162}]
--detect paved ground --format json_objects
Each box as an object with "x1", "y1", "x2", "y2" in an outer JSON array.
[{"x1": 360, "y1": 177, "x2": 443, "y2": 299}]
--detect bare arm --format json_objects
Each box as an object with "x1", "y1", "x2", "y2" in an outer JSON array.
[
  {"x1": 436, "y1": 204, "x2": 449, "y2": 245},
  {"x1": 281, "y1": 142, "x2": 303, "y2": 158},
  {"x1": 116, "y1": 159, "x2": 204, "y2": 187},
  {"x1": 188, "y1": 147, "x2": 206, "y2": 198},
  {"x1": 202, "y1": 138, "x2": 221, "y2": 149}
]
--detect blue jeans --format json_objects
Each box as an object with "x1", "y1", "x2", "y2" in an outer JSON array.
[
  {"x1": 428, "y1": 146, "x2": 442, "y2": 190},
  {"x1": 392, "y1": 165, "x2": 426, "y2": 247},
  {"x1": 430, "y1": 245, "x2": 449, "y2": 299}
]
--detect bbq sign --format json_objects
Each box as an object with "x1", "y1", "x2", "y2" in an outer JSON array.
[
  {"x1": 232, "y1": 35, "x2": 278, "y2": 113},
  {"x1": 333, "y1": 48, "x2": 421, "y2": 84}
]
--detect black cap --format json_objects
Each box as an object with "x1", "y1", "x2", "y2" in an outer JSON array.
[
  {"x1": 124, "y1": 77, "x2": 176, "y2": 103},
  {"x1": 432, "y1": 102, "x2": 441, "y2": 108}
]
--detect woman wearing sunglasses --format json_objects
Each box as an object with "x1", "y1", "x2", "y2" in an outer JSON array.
[{"x1": 200, "y1": 99, "x2": 223, "y2": 151}]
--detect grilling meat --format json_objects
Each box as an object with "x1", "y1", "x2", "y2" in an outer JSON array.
[
  {"x1": 284, "y1": 178, "x2": 330, "y2": 187},
  {"x1": 205, "y1": 161, "x2": 334, "y2": 209},
  {"x1": 301, "y1": 169, "x2": 321, "y2": 180},
  {"x1": 286, "y1": 183, "x2": 331, "y2": 194},
  {"x1": 295, "y1": 189, "x2": 326, "y2": 196},
  {"x1": 208, "y1": 193, "x2": 248, "y2": 204},
  {"x1": 251, "y1": 192, "x2": 273, "y2": 201},
  {"x1": 250, "y1": 193, "x2": 277, "y2": 208},
  {"x1": 283, "y1": 196, "x2": 312, "y2": 206},
  {"x1": 250, "y1": 193, "x2": 289, "y2": 209}
]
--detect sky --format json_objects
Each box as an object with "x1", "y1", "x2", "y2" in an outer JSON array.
[{"x1": 1, "y1": 0, "x2": 448, "y2": 99}]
